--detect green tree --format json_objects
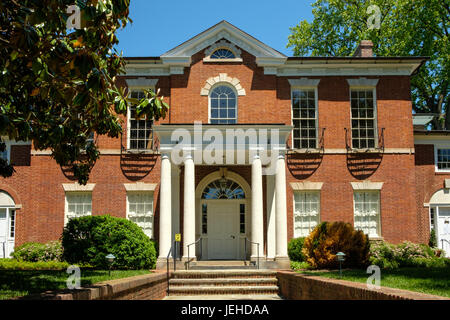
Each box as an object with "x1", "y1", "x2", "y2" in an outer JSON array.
[
  {"x1": 288, "y1": 0, "x2": 449, "y2": 129},
  {"x1": 0, "y1": 0, "x2": 169, "y2": 184}
]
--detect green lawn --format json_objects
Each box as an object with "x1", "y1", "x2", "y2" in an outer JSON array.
[
  {"x1": 300, "y1": 267, "x2": 450, "y2": 298},
  {"x1": 0, "y1": 269, "x2": 151, "y2": 300}
]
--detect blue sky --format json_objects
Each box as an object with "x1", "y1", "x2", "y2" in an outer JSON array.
[{"x1": 116, "y1": 0, "x2": 315, "y2": 57}]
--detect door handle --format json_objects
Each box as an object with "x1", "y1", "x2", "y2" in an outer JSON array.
[{"x1": 230, "y1": 235, "x2": 235, "y2": 239}]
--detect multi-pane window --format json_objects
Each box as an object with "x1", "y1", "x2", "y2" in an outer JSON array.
[
  {"x1": 128, "y1": 90, "x2": 153, "y2": 150},
  {"x1": 436, "y1": 148, "x2": 450, "y2": 171},
  {"x1": 10, "y1": 209, "x2": 15, "y2": 238},
  {"x1": 210, "y1": 49, "x2": 235, "y2": 59},
  {"x1": 430, "y1": 207, "x2": 436, "y2": 230},
  {"x1": 127, "y1": 192, "x2": 154, "y2": 238},
  {"x1": 351, "y1": 90, "x2": 377, "y2": 149},
  {"x1": 65, "y1": 192, "x2": 92, "y2": 222},
  {"x1": 240, "y1": 203, "x2": 245, "y2": 234},
  {"x1": 353, "y1": 191, "x2": 381, "y2": 237},
  {"x1": 210, "y1": 86, "x2": 237, "y2": 124},
  {"x1": 292, "y1": 89, "x2": 317, "y2": 149},
  {"x1": 293, "y1": 191, "x2": 320, "y2": 237},
  {"x1": 202, "y1": 204, "x2": 208, "y2": 234}
]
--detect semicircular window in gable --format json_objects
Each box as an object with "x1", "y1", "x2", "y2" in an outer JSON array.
[{"x1": 210, "y1": 48, "x2": 236, "y2": 59}]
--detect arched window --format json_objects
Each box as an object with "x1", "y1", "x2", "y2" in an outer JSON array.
[
  {"x1": 210, "y1": 48, "x2": 236, "y2": 59},
  {"x1": 201, "y1": 179, "x2": 245, "y2": 199},
  {"x1": 210, "y1": 85, "x2": 237, "y2": 124}
]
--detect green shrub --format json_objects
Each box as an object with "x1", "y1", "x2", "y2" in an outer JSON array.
[
  {"x1": 0, "y1": 258, "x2": 70, "y2": 270},
  {"x1": 369, "y1": 240, "x2": 447, "y2": 269},
  {"x1": 62, "y1": 215, "x2": 156, "y2": 269},
  {"x1": 302, "y1": 221, "x2": 370, "y2": 269},
  {"x1": 290, "y1": 261, "x2": 312, "y2": 270},
  {"x1": 429, "y1": 229, "x2": 437, "y2": 248},
  {"x1": 288, "y1": 237, "x2": 306, "y2": 262},
  {"x1": 11, "y1": 241, "x2": 63, "y2": 262}
]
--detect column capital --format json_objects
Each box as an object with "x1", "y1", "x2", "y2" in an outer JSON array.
[
  {"x1": 277, "y1": 154, "x2": 285, "y2": 160},
  {"x1": 183, "y1": 154, "x2": 193, "y2": 162},
  {"x1": 161, "y1": 153, "x2": 170, "y2": 161},
  {"x1": 252, "y1": 154, "x2": 261, "y2": 161}
]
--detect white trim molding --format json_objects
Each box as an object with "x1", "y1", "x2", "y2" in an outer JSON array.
[
  {"x1": 346, "y1": 77, "x2": 379, "y2": 88},
  {"x1": 125, "y1": 78, "x2": 159, "y2": 89},
  {"x1": 201, "y1": 73, "x2": 246, "y2": 96},
  {"x1": 123, "y1": 183, "x2": 158, "y2": 192},
  {"x1": 290, "y1": 182, "x2": 323, "y2": 190},
  {"x1": 203, "y1": 40, "x2": 243, "y2": 63},
  {"x1": 288, "y1": 78, "x2": 321, "y2": 88},
  {"x1": 62, "y1": 183, "x2": 96, "y2": 192},
  {"x1": 350, "y1": 181, "x2": 384, "y2": 190}
]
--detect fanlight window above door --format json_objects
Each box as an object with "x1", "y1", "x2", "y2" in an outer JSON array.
[{"x1": 202, "y1": 179, "x2": 245, "y2": 199}]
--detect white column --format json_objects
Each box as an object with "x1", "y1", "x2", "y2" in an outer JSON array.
[
  {"x1": 275, "y1": 154, "x2": 288, "y2": 259},
  {"x1": 171, "y1": 164, "x2": 180, "y2": 258},
  {"x1": 266, "y1": 174, "x2": 276, "y2": 259},
  {"x1": 183, "y1": 154, "x2": 196, "y2": 259},
  {"x1": 251, "y1": 155, "x2": 264, "y2": 259},
  {"x1": 159, "y1": 153, "x2": 172, "y2": 259}
]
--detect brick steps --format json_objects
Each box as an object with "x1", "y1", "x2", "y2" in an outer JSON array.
[{"x1": 168, "y1": 270, "x2": 279, "y2": 296}]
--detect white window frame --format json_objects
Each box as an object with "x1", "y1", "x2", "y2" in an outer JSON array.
[
  {"x1": 293, "y1": 190, "x2": 321, "y2": 238},
  {"x1": 208, "y1": 83, "x2": 238, "y2": 124},
  {"x1": 290, "y1": 86, "x2": 319, "y2": 149},
  {"x1": 353, "y1": 190, "x2": 382, "y2": 238},
  {"x1": 127, "y1": 87, "x2": 155, "y2": 150},
  {"x1": 64, "y1": 192, "x2": 92, "y2": 225},
  {"x1": 126, "y1": 191, "x2": 155, "y2": 239},
  {"x1": 434, "y1": 145, "x2": 450, "y2": 172}
]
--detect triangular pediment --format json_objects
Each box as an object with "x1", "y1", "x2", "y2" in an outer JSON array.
[{"x1": 160, "y1": 21, "x2": 286, "y2": 66}]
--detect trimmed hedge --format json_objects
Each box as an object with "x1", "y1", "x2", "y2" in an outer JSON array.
[
  {"x1": 288, "y1": 237, "x2": 306, "y2": 262},
  {"x1": 62, "y1": 215, "x2": 157, "y2": 270},
  {"x1": 0, "y1": 258, "x2": 70, "y2": 270},
  {"x1": 12, "y1": 241, "x2": 63, "y2": 262},
  {"x1": 302, "y1": 221, "x2": 370, "y2": 269}
]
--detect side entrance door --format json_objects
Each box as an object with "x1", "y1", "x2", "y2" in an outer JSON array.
[
  {"x1": 438, "y1": 207, "x2": 450, "y2": 258},
  {"x1": 207, "y1": 201, "x2": 239, "y2": 260},
  {"x1": 0, "y1": 208, "x2": 15, "y2": 258}
]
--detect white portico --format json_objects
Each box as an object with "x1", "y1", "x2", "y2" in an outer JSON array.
[{"x1": 154, "y1": 124, "x2": 292, "y2": 269}]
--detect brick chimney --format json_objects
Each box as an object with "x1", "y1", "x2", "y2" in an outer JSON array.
[{"x1": 353, "y1": 40, "x2": 374, "y2": 57}]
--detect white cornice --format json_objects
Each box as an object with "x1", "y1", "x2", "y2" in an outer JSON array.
[{"x1": 62, "y1": 183, "x2": 96, "y2": 192}]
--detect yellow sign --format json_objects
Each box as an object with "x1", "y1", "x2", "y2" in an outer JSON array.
[{"x1": 175, "y1": 234, "x2": 181, "y2": 242}]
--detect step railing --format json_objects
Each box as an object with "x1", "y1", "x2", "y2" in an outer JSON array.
[
  {"x1": 186, "y1": 237, "x2": 203, "y2": 270},
  {"x1": 166, "y1": 240, "x2": 181, "y2": 295},
  {"x1": 441, "y1": 239, "x2": 450, "y2": 251},
  {"x1": 243, "y1": 238, "x2": 260, "y2": 270}
]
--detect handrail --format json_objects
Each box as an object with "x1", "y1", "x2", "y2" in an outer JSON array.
[
  {"x1": 243, "y1": 237, "x2": 260, "y2": 270},
  {"x1": 1, "y1": 242, "x2": 5, "y2": 258},
  {"x1": 441, "y1": 239, "x2": 450, "y2": 246},
  {"x1": 166, "y1": 240, "x2": 180, "y2": 296},
  {"x1": 187, "y1": 237, "x2": 203, "y2": 270}
]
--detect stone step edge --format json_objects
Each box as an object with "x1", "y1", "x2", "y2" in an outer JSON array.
[
  {"x1": 169, "y1": 279, "x2": 278, "y2": 285},
  {"x1": 169, "y1": 286, "x2": 279, "y2": 292}
]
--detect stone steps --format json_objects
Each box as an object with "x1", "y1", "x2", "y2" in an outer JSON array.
[{"x1": 168, "y1": 270, "x2": 279, "y2": 296}]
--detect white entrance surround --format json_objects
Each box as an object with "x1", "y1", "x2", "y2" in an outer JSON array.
[
  {"x1": 195, "y1": 170, "x2": 251, "y2": 260},
  {"x1": 251, "y1": 155, "x2": 264, "y2": 260},
  {"x1": 183, "y1": 154, "x2": 196, "y2": 259},
  {"x1": 0, "y1": 191, "x2": 16, "y2": 258},
  {"x1": 428, "y1": 188, "x2": 450, "y2": 257}
]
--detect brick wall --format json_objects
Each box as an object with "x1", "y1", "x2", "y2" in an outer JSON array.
[
  {"x1": 0, "y1": 39, "x2": 423, "y2": 248},
  {"x1": 277, "y1": 271, "x2": 449, "y2": 300},
  {"x1": 20, "y1": 271, "x2": 169, "y2": 300}
]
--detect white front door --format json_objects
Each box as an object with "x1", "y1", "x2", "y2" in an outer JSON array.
[
  {"x1": 0, "y1": 208, "x2": 15, "y2": 258},
  {"x1": 207, "y1": 201, "x2": 239, "y2": 260},
  {"x1": 437, "y1": 207, "x2": 450, "y2": 258}
]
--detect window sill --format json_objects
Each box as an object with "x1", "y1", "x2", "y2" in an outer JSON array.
[
  {"x1": 288, "y1": 148, "x2": 322, "y2": 153},
  {"x1": 368, "y1": 236, "x2": 384, "y2": 241},
  {"x1": 435, "y1": 171, "x2": 450, "y2": 175},
  {"x1": 203, "y1": 57, "x2": 243, "y2": 63},
  {"x1": 125, "y1": 149, "x2": 159, "y2": 155},
  {"x1": 348, "y1": 148, "x2": 383, "y2": 153}
]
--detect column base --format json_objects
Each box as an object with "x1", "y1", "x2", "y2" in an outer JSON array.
[{"x1": 274, "y1": 256, "x2": 291, "y2": 270}]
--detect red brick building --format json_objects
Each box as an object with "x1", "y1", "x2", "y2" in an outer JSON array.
[{"x1": 1, "y1": 21, "x2": 446, "y2": 266}]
